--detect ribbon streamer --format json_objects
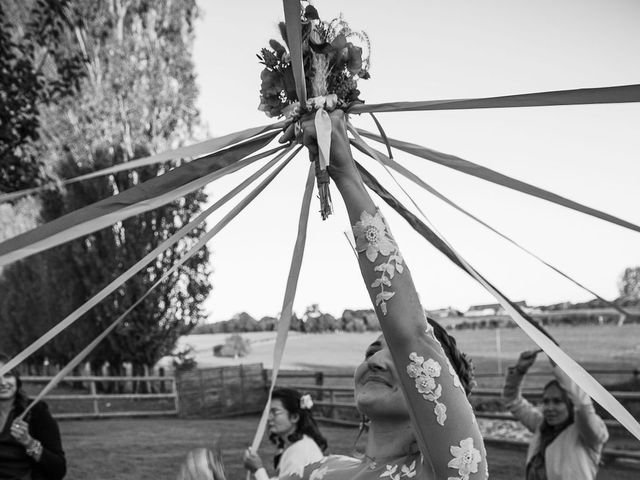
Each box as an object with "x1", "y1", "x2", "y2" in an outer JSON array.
[
  {"x1": 17, "y1": 146, "x2": 299, "y2": 418},
  {"x1": 0, "y1": 146, "x2": 296, "y2": 377},
  {"x1": 357, "y1": 163, "x2": 640, "y2": 442},
  {"x1": 358, "y1": 129, "x2": 640, "y2": 234},
  {"x1": 356, "y1": 162, "x2": 554, "y2": 341},
  {"x1": 283, "y1": 0, "x2": 307, "y2": 106},
  {"x1": 349, "y1": 84, "x2": 640, "y2": 114},
  {"x1": 314, "y1": 109, "x2": 332, "y2": 171},
  {"x1": 249, "y1": 163, "x2": 315, "y2": 460},
  {"x1": 0, "y1": 123, "x2": 286, "y2": 205},
  {"x1": 0, "y1": 135, "x2": 281, "y2": 267},
  {"x1": 348, "y1": 130, "x2": 632, "y2": 319}
]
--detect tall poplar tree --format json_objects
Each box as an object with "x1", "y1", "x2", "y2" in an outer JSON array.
[{"x1": 0, "y1": 0, "x2": 212, "y2": 375}]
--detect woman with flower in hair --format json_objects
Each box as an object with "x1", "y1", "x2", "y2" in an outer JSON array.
[{"x1": 243, "y1": 388, "x2": 327, "y2": 480}]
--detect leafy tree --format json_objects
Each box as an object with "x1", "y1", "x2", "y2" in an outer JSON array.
[
  {"x1": 214, "y1": 334, "x2": 251, "y2": 358},
  {"x1": 618, "y1": 266, "x2": 640, "y2": 301},
  {"x1": 0, "y1": 0, "x2": 85, "y2": 194},
  {"x1": 0, "y1": 0, "x2": 211, "y2": 376},
  {"x1": 258, "y1": 316, "x2": 277, "y2": 331},
  {"x1": 230, "y1": 312, "x2": 260, "y2": 332}
]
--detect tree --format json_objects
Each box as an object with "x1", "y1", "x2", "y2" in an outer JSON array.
[
  {"x1": 618, "y1": 266, "x2": 640, "y2": 301},
  {"x1": 0, "y1": 0, "x2": 85, "y2": 194},
  {"x1": 213, "y1": 334, "x2": 251, "y2": 358},
  {"x1": 0, "y1": 0, "x2": 211, "y2": 375}
]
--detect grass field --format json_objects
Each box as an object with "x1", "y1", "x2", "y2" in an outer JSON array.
[
  {"x1": 60, "y1": 416, "x2": 639, "y2": 480},
  {"x1": 176, "y1": 324, "x2": 640, "y2": 389},
  {"x1": 49, "y1": 325, "x2": 639, "y2": 478}
]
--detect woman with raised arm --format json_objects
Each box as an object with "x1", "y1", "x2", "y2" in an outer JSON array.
[
  {"x1": 289, "y1": 110, "x2": 488, "y2": 480},
  {"x1": 503, "y1": 350, "x2": 608, "y2": 480},
  {"x1": 176, "y1": 110, "x2": 488, "y2": 480}
]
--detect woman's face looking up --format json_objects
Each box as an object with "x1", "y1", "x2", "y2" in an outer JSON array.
[{"x1": 354, "y1": 335, "x2": 409, "y2": 420}]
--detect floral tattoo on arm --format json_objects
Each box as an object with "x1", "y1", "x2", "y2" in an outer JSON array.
[{"x1": 353, "y1": 209, "x2": 404, "y2": 315}]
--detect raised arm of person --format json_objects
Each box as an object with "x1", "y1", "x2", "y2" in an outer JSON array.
[
  {"x1": 503, "y1": 350, "x2": 544, "y2": 433},
  {"x1": 551, "y1": 364, "x2": 609, "y2": 449},
  {"x1": 298, "y1": 110, "x2": 487, "y2": 480}
]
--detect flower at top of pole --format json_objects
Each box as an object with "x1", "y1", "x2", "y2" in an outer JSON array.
[
  {"x1": 257, "y1": 1, "x2": 371, "y2": 219},
  {"x1": 257, "y1": 3, "x2": 370, "y2": 118}
]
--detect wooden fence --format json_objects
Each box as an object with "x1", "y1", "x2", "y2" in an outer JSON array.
[
  {"x1": 175, "y1": 363, "x2": 267, "y2": 417},
  {"x1": 21, "y1": 364, "x2": 269, "y2": 419},
  {"x1": 272, "y1": 368, "x2": 640, "y2": 463},
  {"x1": 21, "y1": 375, "x2": 178, "y2": 419},
  {"x1": 20, "y1": 365, "x2": 640, "y2": 464}
]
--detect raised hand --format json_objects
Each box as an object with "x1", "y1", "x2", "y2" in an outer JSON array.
[
  {"x1": 515, "y1": 350, "x2": 540, "y2": 373},
  {"x1": 281, "y1": 110, "x2": 359, "y2": 188}
]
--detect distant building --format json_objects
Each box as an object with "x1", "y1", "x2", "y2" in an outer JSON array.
[
  {"x1": 465, "y1": 301, "x2": 530, "y2": 317},
  {"x1": 426, "y1": 306, "x2": 464, "y2": 319}
]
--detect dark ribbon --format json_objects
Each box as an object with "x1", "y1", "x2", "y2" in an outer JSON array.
[
  {"x1": 355, "y1": 161, "x2": 556, "y2": 343},
  {"x1": 349, "y1": 84, "x2": 640, "y2": 114}
]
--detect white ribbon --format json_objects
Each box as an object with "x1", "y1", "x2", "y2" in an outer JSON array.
[
  {"x1": 349, "y1": 131, "x2": 640, "y2": 442},
  {"x1": 0, "y1": 147, "x2": 296, "y2": 377},
  {"x1": 18, "y1": 146, "x2": 300, "y2": 419},
  {"x1": 314, "y1": 108, "x2": 332, "y2": 171},
  {"x1": 249, "y1": 163, "x2": 315, "y2": 458}
]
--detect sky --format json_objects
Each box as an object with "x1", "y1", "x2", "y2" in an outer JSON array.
[{"x1": 191, "y1": 0, "x2": 640, "y2": 323}]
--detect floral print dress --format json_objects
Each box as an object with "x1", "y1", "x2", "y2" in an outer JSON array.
[{"x1": 285, "y1": 441, "x2": 482, "y2": 480}]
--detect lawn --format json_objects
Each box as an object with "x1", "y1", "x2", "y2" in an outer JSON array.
[
  {"x1": 180, "y1": 324, "x2": 640, "y2": 374},
  {"x1": 60, "y1": 416, "x2": 639, "y2": 480}
]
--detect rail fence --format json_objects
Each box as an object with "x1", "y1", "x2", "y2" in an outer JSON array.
[
  {"x1": 20, "y1": 366, "x2": 640, "y2": 464},
  {"x1": 20, "y1": 364, "x2": 268, "y2": 419},
  {"x1": 270, "y1": 368, "x2": 640, "y2": 464},
  {"x1": 21, "y1": 375, "x2": 179, "y2": 419}
]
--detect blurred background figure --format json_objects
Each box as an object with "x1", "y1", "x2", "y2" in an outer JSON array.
[
  {"x1": 0, "y1": 353, "x2": 66, "y2": 480},
  {"x1": 503, "y1": 350, "x2": 609, "y2": 480}
]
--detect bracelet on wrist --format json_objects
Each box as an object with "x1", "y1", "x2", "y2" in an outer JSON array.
[{"x1": 25, "y1": 439, "x2": 43, "y2": 459}]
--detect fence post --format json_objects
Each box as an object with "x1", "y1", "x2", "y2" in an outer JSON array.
[
  {"x1": 240, "y1": 364, "x2": 246, "y2": 411},
  {"x1": 315, "y1": 371, "x2": 324, "y2": 401},
  {"x1": 159, "y1": 367, "x2": 166, "y2": 393},
  {"x1": 329, "y1": 389, "x2": 336, "y2": 419},
  {"x1": 90, "y1": 380, "x2": 99, "y2": 416},
  {"x1": 173, "y1": 377, "x2": 180, "y2": 416},
  {"x1": 220, "y1": 367, "x2": 226, "y2": 412},
  {"x1": 199, "y1": 370, "x2": 206, "y2": 411},
  {"x1": 495, "y1": 328, "x2": 503, "y2": 375}
]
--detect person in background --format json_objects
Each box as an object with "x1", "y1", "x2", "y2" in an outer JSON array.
[
  {"x1": 0, "y1": 353, "x2": 67, "y2": 480},
  {"x1": 243, "y1": 388, "x2": 327, "y2": 480},
  {"x1": 503, "y1": 350, "x2": 609, "y2": 480}
]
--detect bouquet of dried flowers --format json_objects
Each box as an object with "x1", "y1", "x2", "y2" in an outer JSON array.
[
  {"x1": 257, "y1": 3, "x2": 370, "y2": 219},
  {"x1": 257, "y1": 3, "x2": 370, "y2": 119}
]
